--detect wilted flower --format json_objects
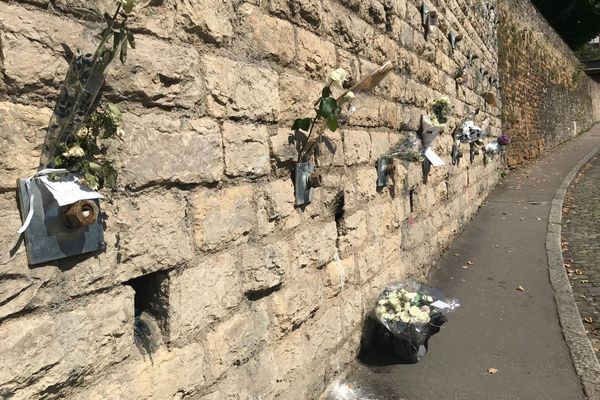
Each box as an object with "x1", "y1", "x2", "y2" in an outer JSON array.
[
  {"x1": 498, "y1": 134, "x2": 511, "y2": 146},
  {"x1": 330, "y1": 68, "x2": 349, "y2": 88},
  {"x1": 75, "y1": 127, "x2": 91, "y2": 139},
  {"x1": 63, "y1": 145, "x2": 85, "y2": 158}
]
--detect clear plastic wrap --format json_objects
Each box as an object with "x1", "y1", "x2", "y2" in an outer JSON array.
[
  {"x1": 382, "y1": 135, "x2": 424, "y2": 162},
  {"x1": 457, "y1": 120, "x2": 488, "y2": 143},
  {"x1": 372, "y1": 281, "x2": 459, "y2": 362}
]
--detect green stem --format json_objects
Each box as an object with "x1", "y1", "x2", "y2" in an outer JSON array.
[{"x1": 46, "y1": 4, "x2": 123, "y2": 168}]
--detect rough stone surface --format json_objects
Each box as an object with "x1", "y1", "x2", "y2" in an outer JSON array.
[{"x1": 0, "y1": 0, "x2": 598, "y2": 399}]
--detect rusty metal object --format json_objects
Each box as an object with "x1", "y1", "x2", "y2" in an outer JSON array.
[{"x1": 61, "y1": 199, "x2": 99, "y2": 228}]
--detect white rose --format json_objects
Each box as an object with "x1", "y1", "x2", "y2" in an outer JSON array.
[
  {"x1": 378, "y1": 299, "x2": 388, "y2": 306},
  {"x1": 376, "y1": 305, "x2": 386, "y2": 315},
  {"x1": 344, "y1": 91, "x2": 355, "y2": 100},
  {"x1": 330, "y1": 68, "x2": 348, "y2": 87},
  {"x1": 389, "y1": 297, "x2": 400, "y2": 307},
  {"x1": 414, "y1": 311, "x2": 431, "y2": 324},
  {"x1": 399, "y1": 311, "x2": 411, "y2": 323},
  {"x1": 425, "y1": 295, "x2": 433, "y2": 303},
  {"x1": 408, "y1": 306, "x2": 421, "y2": 317},
  {"x1": 63, "y1": 145, "x2": 85, "y2": 158}
]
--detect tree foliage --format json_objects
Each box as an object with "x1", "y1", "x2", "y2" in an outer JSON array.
[{"x1": 532, "y1": 0, "x2": 600, "y2": 49}]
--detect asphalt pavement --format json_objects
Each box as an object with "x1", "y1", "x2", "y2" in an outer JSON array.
[{"x1": 346, "y1": 125, "x2": 600, "y2": 400}]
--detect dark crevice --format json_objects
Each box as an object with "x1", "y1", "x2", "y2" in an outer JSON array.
[
  {"x1": 125, "y1": 271, "x2": 170, "y2": 361},
  {"x1": 245, "y1": 283, "x2": 283, "y2": 301},
  {"x1": 291, "y1": 307, "x2": 319, "y2": 332},
  {"x1": 409, "y1": 189, "x2": 415, "y2": 213}
]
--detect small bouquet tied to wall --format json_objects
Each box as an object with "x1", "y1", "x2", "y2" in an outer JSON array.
[
  {"x1": 485, "y1": 133, "x2": 511, "y2": 155},
  {"x1": 373, "y1": 281, "x2": 459, "y2": 363},
  {"x1": 11, "y1": 0, "x2": 137, "y2": 266},
  {"x1": 381, "y1": 97, "x2": 452, "y2": 166}
]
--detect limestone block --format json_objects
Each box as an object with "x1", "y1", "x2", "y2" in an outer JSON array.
[
  {"x1": 278, "y1": 73, "x2": 323, "y2": 123},
  {"x1": 177, "y1": 0, "x2": 234, "y2": 44},
  {"x1": 69, "y1": 343, "x2": 210, "y2": 400},
  {"x1": 338, "y1": 210, "x2": 367, "y2": 257},
  {"x1": 268, "y1": 268, "x2": 324, "y2": 334},
  {"x1": 296, "y1": 28, "x2": 336, "y2": 78},
  {"x1": 0, "y1": 102, "x2": 49, "y2": 189},
  {"x1": 204, "y1": 306, "x2": 270, "y2": 377},
  {"x1": 343, "y1": 130, "x2": 371, "y2": 165},
  {"x1": 167, "y1": 251, "x2": 241, "y2": 345},
  {"x1": 262, "y1": 179, "x2": 296, "y2": 221},
  {"x1": 379, "y1": 100, "x2": 401, "y2": 129},
  {"x1": 355, "y1": 167, "x2": 378, "y2": 201},
  {"x1": 293, "y1": 221, "x2": 337, "y2": 268},
  {"x1": 370, "y1": 131, "x2": 392, "y2": 161},
  {"x1": 223, "y1": 122, "x2": 270, "y2": 177},
  {"x1": 108, "y1": 35, "x2": 203, "y2": 109},
  {"x1": 201, "y1": 55, "x2": 280, "y2": 121},
  {"x1": 319, "y1": 128, "x2": 344, "y2": 167},
  {"x1": 0, "y1": 3, "x2": 89, "y2": 93},
  {"x1": 118, "y1": 113, "x2": 223, "y2": 187},
  {"x1": 240, "y1": 4, "x2": 296, "y2": 65},
  {"x1": 322, "y1": 1, "x2": 375, "y2": 55},
  {"x1": 192, "y1": 185, "x2": 256, "y2": 250},
  {"x1": 0, "y1": 287, "x2": 133, "y2": 400},
  {"x1": 115, "y1": 189, "x2": 193, "y2": 274},
  {"x1": 269, "y1": 0, "x2": 323, "y2": 30},
  {"x1": 346, "y1": 95, "x2": 380, "y2": 127},
  {"x1": 240, "y1": 240, "x2": 290, "y2": 294},
  {"x1": 270, "y1": 128, "x2": 298, "y2": 163}
]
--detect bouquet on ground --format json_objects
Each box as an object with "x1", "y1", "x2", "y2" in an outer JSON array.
[{"x1": 373, "y1": 281, "x2": 459, "y2": 362}]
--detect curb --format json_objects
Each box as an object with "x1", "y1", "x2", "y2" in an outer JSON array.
[{"x1": 546, "y1": 141, "x2": 600, "y2": 400}]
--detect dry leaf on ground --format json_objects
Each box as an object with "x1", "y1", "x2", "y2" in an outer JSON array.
[
  {"x1": 487, "y1": 368, "x2": 498, "y2": 374},
  {"x1": 516, "y1": 285, "x2": 524, "y2": 292}
]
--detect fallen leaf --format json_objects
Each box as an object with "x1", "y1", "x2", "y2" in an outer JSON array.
[
  {"x1": 584, "y1": 317, "x2": 594, "y2": 324},
  {"x1": 575, "y1": 269, "x2": 583, "y2": 275},
  {"x1": 487, "y1": 368, "x2": 498, "y2": 374},
  {"x1": 507, "y1": 250, "x2": 512, "y2": 253},
  {"x1": 516, "y1": 285, "x2": 524, "y2": 292},
  {"x1": 581, "y1": 280, "x2": 589, "y2": 284},
  {"x1": 462, "y1": 265, "x2": 469, "y2": 269},
  {"x1": 467, "y1": 261, "x2": 474, "y2": 265},
  {"x1": 536, "y1": 217, "x2": 541, "y2": 221},
  {"x1": 454, "y1": 253, "x2": 461, "y2": 257}
]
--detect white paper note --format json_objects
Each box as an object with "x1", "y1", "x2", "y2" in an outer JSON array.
[
  {"x1": 424, "y1": 147, "x2": 445, "y2": 166},
  {"x1": 431, "y1": 300, "x2": 450, "y2": 310},
  {"x1": 39, "y1": 175, "x2": 102, "y2": 206}
]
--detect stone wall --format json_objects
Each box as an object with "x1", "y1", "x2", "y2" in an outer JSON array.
[
  {"x1": 1, "y1": 0, "x2": 502, "y2": 398},
  {"x1": 590, "y1": 75, "x2": 600, "y2": 123},
  {"x1": 498, "y1": 0, "x2": 598, "y2": 166}
]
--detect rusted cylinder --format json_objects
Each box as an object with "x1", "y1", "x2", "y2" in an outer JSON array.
[
  {"x1": 61, "y1": 200, "x2": 99, "y2": 228},
  {"x1": 308, "y1": 172, "x2": 323, "y2": 188}
]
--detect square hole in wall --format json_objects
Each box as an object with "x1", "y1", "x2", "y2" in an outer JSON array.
[{"x1": 126, "y1": 271, "x2": 170, "y2": 357}]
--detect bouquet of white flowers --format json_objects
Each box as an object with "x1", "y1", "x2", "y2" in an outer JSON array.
[{"x1": 373, "y1": 281, "x2": 459, "y2": 363}]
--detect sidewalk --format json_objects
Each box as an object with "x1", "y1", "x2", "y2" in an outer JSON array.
[{"x1": 347, "y1": 125, "x2": 600, "y2": 400}]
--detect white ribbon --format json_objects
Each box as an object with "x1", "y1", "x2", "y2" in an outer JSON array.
[{"x1": 17, "y1": 168, "x2": 69, "y2": 234}]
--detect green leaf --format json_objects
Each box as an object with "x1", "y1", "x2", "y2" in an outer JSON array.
[
  {"x1": 127, "y1": 31, "x2": 136, "y2": 49},
  {"x1": 84, "y1": 171, "x2": 99, "y2": 190},
  {"x1": 322, "y1": 86, "x2": 331, "y2": 98},
  {"x1": 88, "y1": 161, "x2": 102, "y2": 172},
  {"x1": 120, "y1": 39, "x2": 128, "y2": 64},
  {"x1": 102, "y1": 164, "x2": 118, "y2": 188},
  {"x1": 107, "y1": 103, "x2": 122, "y2": 120},
  {"x1": 319, "y1": 97, "x2": 338, "y2": 119},
  {"x1": 326, "y1": 116, "x2": 338, "y2": 132},
  {"x1": 292, "y1": 117, "x2": 311, "y2": 131},
  {"x1": 121, "y1": 0, "x2": 136, "y2": 14}
]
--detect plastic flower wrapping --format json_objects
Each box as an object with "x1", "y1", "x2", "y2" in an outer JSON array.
[
  {"x1": 381, "y1": 134, "x2": 424, "y2": 162},
  {"x1": 457, "y1": 121, "x2": 488, "y2": 144},
  {"x1": 373, "y1": 281, "x2": 459, "y2": 337}
]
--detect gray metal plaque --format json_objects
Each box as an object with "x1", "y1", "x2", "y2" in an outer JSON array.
[{"x1": 17, "y1": 178, "x2": 105, "y2": 266}]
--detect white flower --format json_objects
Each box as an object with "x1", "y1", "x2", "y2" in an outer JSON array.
[
  {"x1": 378, "y1": 299, "x2": 388, "y2": 306},
  {"x1": 389, "y1": 297, "x2": 400, "y2": 307},
  {"x1": 408, "y1": 306, "x2": 421, "y2": 317},
  {"x1": 405, "y1": 292, "x2": 418, "y2": 301},
  {"x1": 330, "y1": 68, "x2": 349, "y2": 87},
  {"x1": 63, "y1": 145, "x2": 85, "y2": 158},
  {"x1": 413, "y1": 311, "x2": 431, "y2": 324},
  {"x1": 344, "y1": 91, "x2": 355, "y2": 100},
  {"x1": 376, "y1": 305, "x2": 386, "y2": 315},
  {"x1": 399, "y1": 311, "x2": 411, "y2": 323},
  {"x1": 424, "y1": 295, "x2": 434, "y2": 303},
  {"x1": 75, "y1": 127, "x2": 91, "y2": 139}
]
